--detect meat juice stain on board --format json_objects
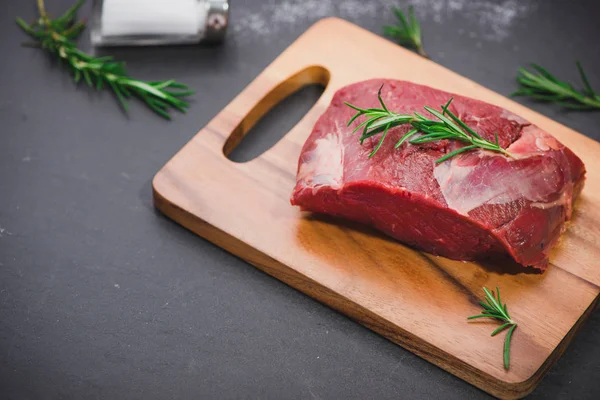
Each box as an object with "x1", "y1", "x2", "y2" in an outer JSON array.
[{"x1": 232, "y1": 0, "x2": 535, "y2": 43}]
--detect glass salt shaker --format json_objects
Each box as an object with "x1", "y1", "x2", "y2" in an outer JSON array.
[{"x1": 90, "y1": 0, "x2": 229, "y2": 46}]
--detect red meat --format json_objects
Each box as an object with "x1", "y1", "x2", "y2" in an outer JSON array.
[{"x1": 291, "y1": 79, "x2": 585, "y2": 270}]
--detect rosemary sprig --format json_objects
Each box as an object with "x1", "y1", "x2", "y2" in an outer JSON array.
[
  {"x1": 513, "y1": 62, "x2": 600, "y2": 110},
  {"x1": 383, "y1": 6, "x2": 427, "y2": 58},
  {"x1": 345, "y1": 86, "x2": 512, "y2": 162},
  {"x1": 468, "y1": 287, "x2": 518, "y2": 370},
  {"x1": 16, "y1": 0, "x2": 193, "y2": 119}
]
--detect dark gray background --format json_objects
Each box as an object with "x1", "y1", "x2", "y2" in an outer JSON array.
[{"x1": 1, "y1": 0, "x2": 600, "y2": 398}]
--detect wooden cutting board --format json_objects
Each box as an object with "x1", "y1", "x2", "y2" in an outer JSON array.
[{"x1": 153, "y1": 18, "x2": 600, "y2": 399}]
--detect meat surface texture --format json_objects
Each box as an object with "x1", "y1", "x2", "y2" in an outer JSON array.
[{"x1": 290, "y1": 79, "x2": 586, "y2": 270}]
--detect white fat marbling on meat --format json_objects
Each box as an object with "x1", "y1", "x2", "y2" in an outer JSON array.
[
  {"x1": 506, "y1": 125, "x2": 561, "y2": 157},
  {"x1": 531, "y1": 190, "x2": 569, "y2": 210},
  {"x1": 533, "y1": 136, "x2": 560, "y2": 151},
  {"x1": 434, "y1": 151, "x2": 560, "y2": 215},
  {"x1": 297, "y1": 133, "x2": 344, "y2": 190},
  {"x1": 434, "y1": 125, "x2": 569, "y2": 215},
  {"x1": 434, "y1": 155, "x2": 491, "y2": 214},
  {"x1": 500, "y1": 109, "x2": 529, "y2": 125}
]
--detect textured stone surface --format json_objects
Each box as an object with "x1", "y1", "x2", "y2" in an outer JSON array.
[{"x1": 1, "y1": 1, "x2": 599, "y2": 398}]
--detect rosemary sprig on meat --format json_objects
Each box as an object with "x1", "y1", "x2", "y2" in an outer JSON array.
[
  {"x1": 513, "y1": 62, "x2": 600, "y2": 110},
  {"x1": 468, "y1": 287, "x2": 518, "y2": 370},
  {"x1": 16, "y1": 0, "x2": 193, "y2": 119},
  {"x1": 383, "y1": 6, "x2": 427, "y2": 58},
  {"x1": 345, "y1": 86, "x2": 512, "y2": 162}
]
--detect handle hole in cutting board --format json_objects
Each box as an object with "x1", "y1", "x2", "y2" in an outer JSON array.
[{"x1": 224, "y1": 65, "x2": 330, "y2": 162}]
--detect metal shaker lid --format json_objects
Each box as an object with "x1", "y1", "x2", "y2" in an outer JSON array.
[{"x1": 204, "y1": 0, "x2": 229, "y2": 43}]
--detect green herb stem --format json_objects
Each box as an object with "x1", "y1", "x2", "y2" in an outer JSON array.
[
  {"x1": 383, "y1": 6, "x2": 427, "y2": 58},
  {"x1": 513, "y1": 62, "x2": 600, "y2": 110},
  {"x1": 468, "y1": 287, "x2": 518, "y2": 370},
  {"x1": 345, "y1": 86, "x2": 512, "y2": 162},
  {"x1": 17, "y1": 0, "x2": 193, "y2": 119}
]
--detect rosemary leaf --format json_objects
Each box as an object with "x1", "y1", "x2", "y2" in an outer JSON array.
[
  {"x1": 108, "y1": 80, "x2": 129, "y2": 112},
  {"x1": 435, "y1": 144, "x2": 477, "y2": 163},
  {"x1": 52, "y1": 0, "x2": 85, "y2": 30},
  {"x1": 491, "y1": 322, "x2": 512, "y2": 337},
  {"x1": 369, "y1": 123, "x2": 392, "y2": 158},
  {"x1": 576, "y1": 61, "x2": 596, "y2": 96},
  {"x1": 504, "y1": 324, "x2": 518, "y2": 369},
  {"x1": 394, "y1": 128, "x2": 418, "y2": 148}
]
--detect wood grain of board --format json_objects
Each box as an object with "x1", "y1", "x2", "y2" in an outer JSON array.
[{"x1": 152, "y1": 18, "x2": 600, "y2": 399}]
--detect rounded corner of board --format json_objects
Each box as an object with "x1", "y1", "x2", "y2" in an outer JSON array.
[
  {"x1": 492, "y1": 369, "x2": 545, "y2": 399},
  {"x1": 151, "y1": 169, "x2": 171, "y2": 210}
]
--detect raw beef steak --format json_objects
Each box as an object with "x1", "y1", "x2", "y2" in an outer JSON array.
[{"x1": 290, "y1": 79, "x2": 585, "y2": 270}]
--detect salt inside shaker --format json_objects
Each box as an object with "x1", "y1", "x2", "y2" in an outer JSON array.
[{"x1": 91, "y1": 0, "x2": 229, "y2": 46}]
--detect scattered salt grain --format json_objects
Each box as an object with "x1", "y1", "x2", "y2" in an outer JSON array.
[{"x1": 232, "y1": 0, "x2": 535, "y2": 43}]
